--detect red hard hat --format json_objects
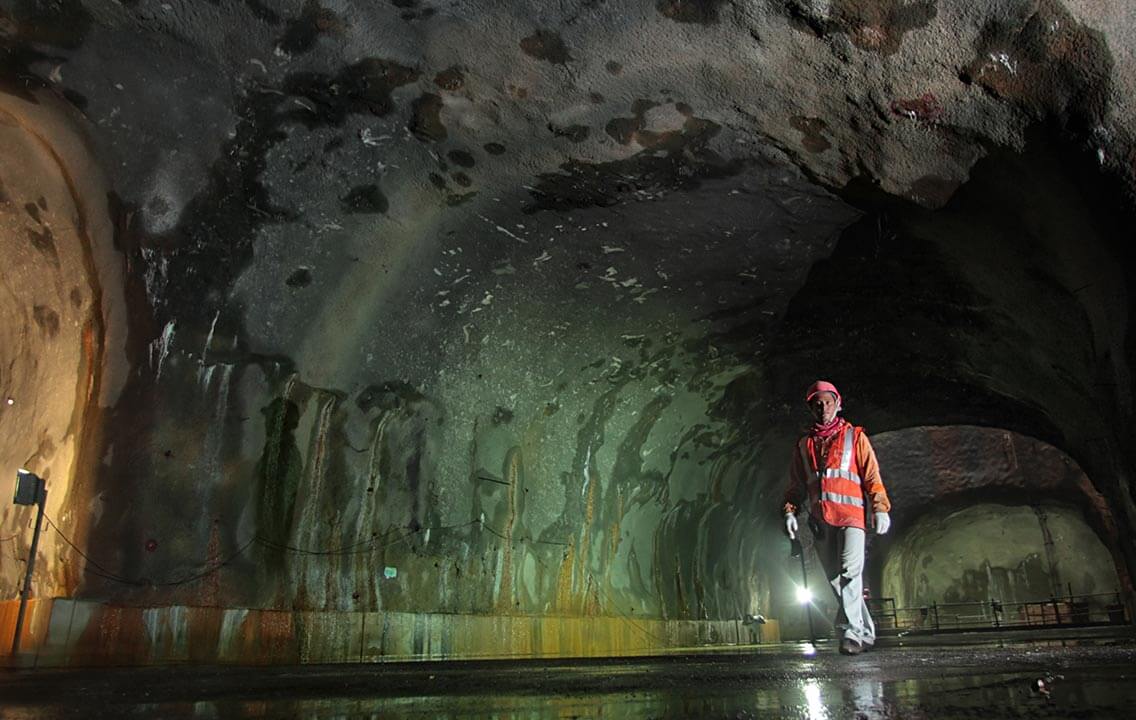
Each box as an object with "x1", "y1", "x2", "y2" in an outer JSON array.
[{"x1": 806, "y1": 380, "x2": 841, "y2": 404}]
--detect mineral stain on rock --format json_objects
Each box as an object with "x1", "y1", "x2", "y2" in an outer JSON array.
[
  {"x1": 446, "y1": 149, "x2": 476, "y2": 168},
  {"x1": 526, "y1": 114, "x2": 741, "y2": 213},
  {"x1": 446, "y1": 191, "x2": 477, "y2": 206},
  {"x1": 551, "y1": 123, "x2": 590, "y2": 143},
  {"x1": 960, "y1": 2, "x2": 1112, "y2": 131},
  {"x1": 255, "y1": 398, "x2": 303, "y2": 554},
  {"x1": 3, "y1": 0, "x2": 92, "y2": 49},
  {"x1": 32, "y1": 305, "x2": 60, "y2": 338},
  {"x1": 283, "y1": 58, "x2": 419, "y2": 124},
  {"x1": 285, "y1": 268, "x2": 313, "y2": 288},
  {"x1": 890, "y1": 92, "x2": 942, "y2": 123},
  {"x1": 520, "y1": 29, "x2": 572, "y2": 64},
  {"x1": 277, "y1": 0, "x2": 345, "y2": 55},
  {"x1": 434, "y1": 66, "x2": 465, "y2": 91},
  {"x1": 341, "y1": 184, "x2": 388, "y2": 214},
  {"x1": 790, "y1": 116, "x2": 831, "y2": 153},
  {"x1": 27, "y1": 226, "x2": 60, "y2": 268},
  {"x1": 605, "y1": 116, "x2": 640, "y2": 145},
  {"x1": 604, "y1": 99, "x2": 662, "y2": 146},
  {"x1": 786, "y1": 0, "x2": 938, "y2": 55},
  {"x1": 409, "y1": 92, "x2": 447, "y2": 142},
  {"x1": 656, "y1": 0, "x2": 728, "y2": 25}
]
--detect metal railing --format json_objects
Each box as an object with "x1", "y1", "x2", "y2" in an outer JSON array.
[{"x1": 869, "y1": 592, "x2": 1129, "y2": 634}]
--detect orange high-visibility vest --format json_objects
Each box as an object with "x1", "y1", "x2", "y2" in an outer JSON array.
[{"x1": 798, "y1": 425, "x2": 867, "y2": 529}]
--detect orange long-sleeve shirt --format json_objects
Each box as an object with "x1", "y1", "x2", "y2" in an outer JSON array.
[{"x1": 782, "y1": 424, "x2": 891, "y2": 517}]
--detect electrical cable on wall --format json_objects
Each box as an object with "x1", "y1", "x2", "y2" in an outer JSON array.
[
  {"x1": 45, "y1": 516, "x2": 256, "y2": 588},
  {"x1": 43, "y1": 515, "x2": 482, "y2": 587},
  {"x1": 38, "y1": 512, "x2": 676, "y2": 646}
]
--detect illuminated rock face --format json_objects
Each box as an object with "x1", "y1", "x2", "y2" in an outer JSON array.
[
  {"x1": 0, "y1": 0, "x2": 1135, "y2": 643},
  {"x1": 0, "y1": 92, "x2": 125, "y2": 603},
  {"x1": 882, "y1": 503, "x2": 1118, "y2": 607},
  {"x1": 873, "y1": 426, "x2": 1123, "y2": 611}
]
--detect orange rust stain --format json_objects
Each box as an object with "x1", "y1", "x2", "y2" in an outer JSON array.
[
  {"x1": 186, "y1": 607, "x2": 223, "y2": 663},
  {"x1": 81, "y1": 323, "x2": 96, "y2": 402},
  {"x1": 582, "y1": 574, "x2": 601, "y2": 617},
  {"x1": 609, "y1": 489, "x2": 624, "y2": 562},
  {"x1": 555, "y1": 543, "x2": 577, "y2": 613},
  {"x1": 259, "y1": 611, "x2": 297, "y2": 663},
  {"x1": 573, "y1": 457, "x2": 600, "y2": 611},
  {"x1": 496, "y1": 448, "x2": 523, "y2": 612},
  {"x1": 584, "y1": 459, "x2": 597, "y2": 526}
]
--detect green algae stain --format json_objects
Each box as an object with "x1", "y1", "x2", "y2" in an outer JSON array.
[{"x1": 255, "y1": 397, "x2": 304, "y2": 551}]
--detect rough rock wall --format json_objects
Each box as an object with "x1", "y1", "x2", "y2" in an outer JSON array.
[
  {"x1": 882, "y1": 503, "x2": 1118, "y2": 607},
  {"x1": 0, "y1": 90, "x2": 126, "y2": 601},
  {"x1": 1, "y1": 0, "x2": 1135, "y2": 626},
  {"x1": 872, "y1": 426, "x2": 1126, "y2": 603}
]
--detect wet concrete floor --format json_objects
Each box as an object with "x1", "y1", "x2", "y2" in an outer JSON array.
[{"x1": 1, "y1": 639, "x2": 1134, "y2": 719}]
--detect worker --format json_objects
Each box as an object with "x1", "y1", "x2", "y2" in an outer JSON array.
[{"x1": 782, "y1": 380, "x2": 891, "y2": 655}]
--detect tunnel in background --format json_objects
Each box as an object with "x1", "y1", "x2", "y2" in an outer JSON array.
[{"x1": 882, "y1": 502, "x2": 1118, "y2": 607}]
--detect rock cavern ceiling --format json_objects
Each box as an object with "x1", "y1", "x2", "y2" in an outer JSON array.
[{"x1": 1, "y1": 0, "x2": 1135, "y2": 631}]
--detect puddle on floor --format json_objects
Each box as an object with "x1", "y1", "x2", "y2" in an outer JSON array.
[{"x1": 2, "y1": 663, "x2": 1132, "y2": 720}]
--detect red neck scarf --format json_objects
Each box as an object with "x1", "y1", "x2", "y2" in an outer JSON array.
[{"x1": 811, "y1": 416, "x2": 844, "y2": 439}]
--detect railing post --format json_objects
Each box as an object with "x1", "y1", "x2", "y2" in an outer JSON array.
[{"x1": 932, "y1": 602, "x2": 939, "y2": 631}]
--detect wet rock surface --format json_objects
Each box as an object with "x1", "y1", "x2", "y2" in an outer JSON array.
[{"x1": 1, "y1": 0, "x2": 1136, "y2": 643}]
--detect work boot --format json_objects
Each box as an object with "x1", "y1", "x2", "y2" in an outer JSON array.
[{"x1": 839, "y1": 638, "x2": 862, "y2": 655}]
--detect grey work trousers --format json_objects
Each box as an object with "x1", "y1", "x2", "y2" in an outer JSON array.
[{"x1": 814, "y1": 524, "x2": 875, "y2": 645}]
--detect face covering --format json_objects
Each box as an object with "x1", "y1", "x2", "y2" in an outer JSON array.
[{"x1": 811, "y1": 415, "x2": 843, "y2": 438}]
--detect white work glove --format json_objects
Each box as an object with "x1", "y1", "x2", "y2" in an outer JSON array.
[
  {"x1": 874, "y1": 512, "x2": 891, "y2": 535},
  {"x1": 785, "y1": 513, "x2": 798, "y2": 540}
]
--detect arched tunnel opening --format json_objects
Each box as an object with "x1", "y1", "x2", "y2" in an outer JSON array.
[
  {"x1": 757, "y1": 132, "x2": 1136, "y2": 637},
  {"x1": 0, "y1": 90, "x2": 123, "y2": 606},
  {"x1": 3, "y1": 2, "x2": 1136, "y2": 714}
]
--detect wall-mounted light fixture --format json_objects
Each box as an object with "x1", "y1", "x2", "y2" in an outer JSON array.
[{"x1": 11, "y1": 469, "x2": 47, "y2": 657}]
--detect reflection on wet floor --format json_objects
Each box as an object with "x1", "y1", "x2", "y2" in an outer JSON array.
[
  {"x1": 3, "y1": 641, "x2": 1135, "y2": 719},
  {"x1": 6, "y1": 671, "x2": 1134, "y2": 719}
]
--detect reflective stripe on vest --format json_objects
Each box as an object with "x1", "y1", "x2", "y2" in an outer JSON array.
[
  {"x1": 824, "y1": 468, "x2": 861, "y2": 483},
  {"x1": 821, "y1": 490, "x2": 864, "y2": 508},
  {"x1": 803, "y1": 427, "x2": 866, "y2": 524}
]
